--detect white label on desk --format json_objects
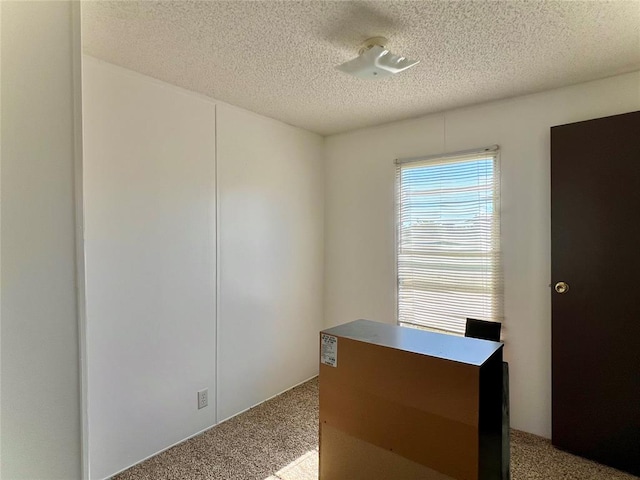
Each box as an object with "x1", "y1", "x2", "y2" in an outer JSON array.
[{"x1": 321, "y1": 334, "x2": 338, "y2": 367}]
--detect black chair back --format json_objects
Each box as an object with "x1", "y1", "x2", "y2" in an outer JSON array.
[{"x1": 465, "y1": 318, "x2": 501, "y2": 342}]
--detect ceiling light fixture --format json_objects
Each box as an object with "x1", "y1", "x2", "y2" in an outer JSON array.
[{"x1": 335, "y1": 37, "x2": 419, "y2": 80}]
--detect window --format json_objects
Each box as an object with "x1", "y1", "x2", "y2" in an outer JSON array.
[{"x1": 396, "y1": 147, "x2": 502, "y2": 335}]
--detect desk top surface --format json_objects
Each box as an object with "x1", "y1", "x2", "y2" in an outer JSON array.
[{"x1": 321, "y1": 319, "x2": 502, "y2": 366}]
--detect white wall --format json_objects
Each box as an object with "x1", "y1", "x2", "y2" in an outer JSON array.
[
  {"x1": 324, "y1": 71, "x2": 640, "y2": 439},
  {"x1": 83, "y1": 57, "x2": 217, "y2": 479},
  {"x1": 82, "y1": 58, "x2": 325, "y2": 478},
  {"x1": 217, "y1": 105, "x2": 324, "y2": 422},
  {"x1": 1, "y1": 2, "x2": 83, "y2": 478}
]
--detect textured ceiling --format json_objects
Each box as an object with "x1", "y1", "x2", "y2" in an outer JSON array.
[{"x1": 82, "y1": 1, "x2": 640, "y2": 136}]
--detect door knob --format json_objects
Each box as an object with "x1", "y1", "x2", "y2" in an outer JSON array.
[{"x1": 555, "y1": 281, "x2": 569, "y2": 294}]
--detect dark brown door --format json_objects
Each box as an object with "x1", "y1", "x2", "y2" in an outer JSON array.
[{"x1": 551, "y1": 110, "x2": 640, "y2": 476}]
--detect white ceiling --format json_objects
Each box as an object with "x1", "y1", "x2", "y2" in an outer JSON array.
[{"x1": 82, "y1": 1, "x2": 640, "y2": 136}]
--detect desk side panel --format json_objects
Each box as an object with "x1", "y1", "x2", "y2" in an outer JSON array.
[{"x1": 478, "y1": 349, "x2": 504, "y2": 480}]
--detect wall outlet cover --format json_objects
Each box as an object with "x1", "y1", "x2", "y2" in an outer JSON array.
[{"x1": 197, "y1": 389, "x2": 208, "y2": 409}]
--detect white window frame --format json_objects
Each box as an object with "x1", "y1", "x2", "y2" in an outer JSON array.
[{"x1": 395, "y1": 146, "x2": 503, "y2": 336}]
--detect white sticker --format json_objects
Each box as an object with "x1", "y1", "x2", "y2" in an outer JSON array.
[{"x1": 321, "y1": 334, "x2": 338, "y2": 367}]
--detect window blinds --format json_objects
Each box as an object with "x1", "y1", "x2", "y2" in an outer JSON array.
[{"x1": 396, "y1": 150, "x2": 503, "y2": 335}]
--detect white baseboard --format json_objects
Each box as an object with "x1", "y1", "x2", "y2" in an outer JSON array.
[{"x1": 216, "y1": 374, "x2": 319, "y2": 425}]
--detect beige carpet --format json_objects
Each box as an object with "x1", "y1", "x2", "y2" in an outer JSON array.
[{"x1": 114, "y1": 378, "x2": 638, "y2": 480}]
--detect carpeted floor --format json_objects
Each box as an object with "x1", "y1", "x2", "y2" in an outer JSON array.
[{"x1": 114, "y1": 378, "x2": 638, "y2": 480}]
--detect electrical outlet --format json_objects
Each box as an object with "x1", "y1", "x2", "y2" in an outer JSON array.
[{"x1": 197, "y1": 388, "x2": 208, "y2": 409}]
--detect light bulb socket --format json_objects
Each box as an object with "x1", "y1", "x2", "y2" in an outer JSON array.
[{"x1": 358, "y1": 36, "x2": 388, "y2": 55}]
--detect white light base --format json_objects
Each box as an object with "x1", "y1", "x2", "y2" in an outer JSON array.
[{"x1": 336, "y1": 44, "x2": 419, "y2": 80}]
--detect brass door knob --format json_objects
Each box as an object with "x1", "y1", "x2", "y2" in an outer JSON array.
[{"x1": 555, "y1": 282, "x2": 569, "y2": 294}]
